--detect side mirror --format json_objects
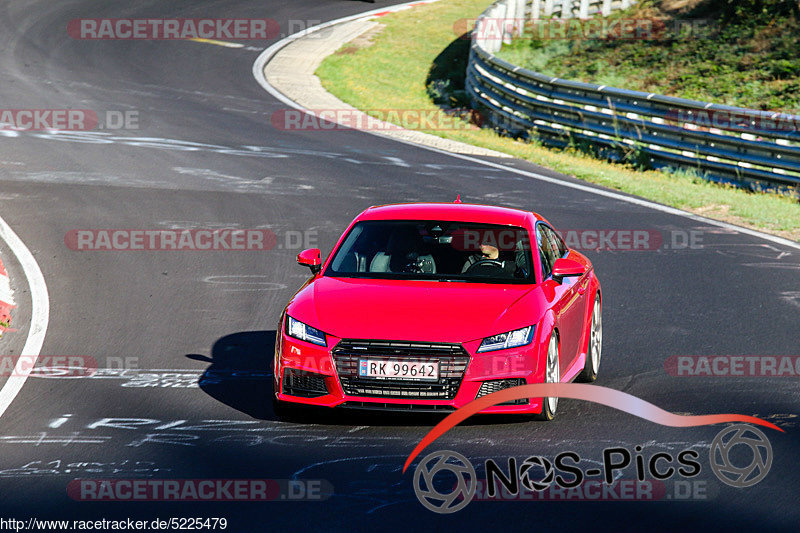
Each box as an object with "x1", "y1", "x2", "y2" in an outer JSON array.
[
  {"x1": 552, "y1": 257, "x2": 584, "y2": 282},
  {"x1": 297, "y1": 248, "x2": 322, "y2": 274}
]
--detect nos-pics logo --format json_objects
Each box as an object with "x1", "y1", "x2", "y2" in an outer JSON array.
[
  {"x1": 413, "y1": 424, "x2": 772, "y2": 514},
  {"x1": 413, "y1": 450, "x2": 477, "y2": 514}
]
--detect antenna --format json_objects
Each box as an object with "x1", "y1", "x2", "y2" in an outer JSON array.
[{"x1": 454, "y1": 194, "x2": 462, "y2": 204}]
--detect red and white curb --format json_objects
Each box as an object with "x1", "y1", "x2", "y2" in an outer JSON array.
[
  {"x1": 0, "y1": 256, "x2": 13, "y2": 338},
  {"x1": 0, "y1": 215, "x2": 49, "y2": 419}
]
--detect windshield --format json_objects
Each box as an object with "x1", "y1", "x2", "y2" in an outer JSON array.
[{"x1": 325, "y1": 220, "x2": 535, "y2": 283}]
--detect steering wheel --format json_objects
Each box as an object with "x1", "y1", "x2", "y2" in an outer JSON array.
[
  {"x1": 465, "y1": 258, "x2": 505, "y2": 274},
  {"x1": 402, "y1": 260, "x2": 425, "y2": 274}
]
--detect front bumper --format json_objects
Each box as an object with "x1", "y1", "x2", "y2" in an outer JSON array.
[{"x1": 273, "y1": 321, "x2": 548, "y2": 414}]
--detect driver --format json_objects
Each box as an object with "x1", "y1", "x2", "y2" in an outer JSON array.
[{"x1": 461, "y1": 241, "x2": 517, "y2": 275}]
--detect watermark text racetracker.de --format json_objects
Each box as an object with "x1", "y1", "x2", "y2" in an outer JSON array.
[
  {"x1": 457, "y1": 17, "x2": 717, "y2": 41},
  {"x1": 271, "y1": 109, "x2": 482, "y2": 132},
  {"x1": 0, "y1": 355, "x2": 146, "y2": 379},
  {"x1": 0, "y1": 355, "x2": 97, "y2": 378},
  {"x1": 451, "y1": 227, "x2": 702, "y2": 252},
  {"x1": 67, "y1": 18, "x2": 280, "y2": 40},
  {"x1": 64, "y1": 229, "x2": 318, "y2": 251},
  {"x1": 425, "y1": 227, "x2": 701, "y2": 253},
  {"x1": 561, "y1": 229, "x2": 702, "y2": 252},
  {"x1": 68, "y1": 478, "x2": 331, "y2": 502},
  {"x1": 66, "y1": 18, "x2": 332, "y2": 41},
  {"x1": 665, "y1": 108, "x2": 800, "y2": 133},
  {"x1": 474, "y1": 478, "x2": 707, "y2": 502},
  {"x1": 665, "y1": 355, "x2": 800, "y2": 377},
  {"x1": 0, "y1": 110, "x2": 139, "y2": 131}
]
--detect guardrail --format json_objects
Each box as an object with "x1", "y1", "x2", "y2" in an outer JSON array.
[{"x1": 466, "y1": 0, "x2": 800, "y2": 195}]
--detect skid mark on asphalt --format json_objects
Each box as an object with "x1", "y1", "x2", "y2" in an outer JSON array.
[
  {"x1": 708, "y1": 242, "x2": 795, "y2": 261},
  {"x1": 4, "y1": 130, "x2": 509, "y2": 172},
  {"x1": 2, "y1": 133, "x2": 508, "y2": 195},
  {"x1": 202, "y1": 275, "x2": 287, "y2": 291},
  {"x1": 0, "y1": 416, "x2": 417, "y2": 462},
  {"x1": 7, "y1": 171, "x2": 158, "y2": 188},
  {"x1": 3, "y1": 170, "x2": 320, "y2": 195},
  {"x1": 779, "y1": 291, "x2": 800, "y2": 309},
  {"x1": 0, "y1": 414, "x2": 570, "y2": 456},
  {"x1": 743, "y1": 262, "x2": 800, "y2": 270},
  {"x1": 156, "y1": 220, "x2": 259, "y2": 230},
  {"x1": 41, "y1": 77, "x2": 271, "y2": 108},
  {"x1": 30, "y1": 368, "x2": 272, "y2": 388},
  {"x1": 171, "y1": 166, "x2": 274, "y2": 184},
  {"x1": 290, "y1": 453, "x2": 616, "y2": 513}
]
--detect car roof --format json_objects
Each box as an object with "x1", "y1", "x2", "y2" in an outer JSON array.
[{"x1": 355, "y1": 202, "x2": 543, "y2": 226}]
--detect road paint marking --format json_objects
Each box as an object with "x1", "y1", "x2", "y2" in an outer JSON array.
[
  {"x1": 48, "y1": 414, "x2": 72, "y2": 428},
  {"x1": 383, "y1": 156, "x2": 409, "y2": 167},
  {"x1": 188, "y1": 38, "x2": 245, "y2": 49},
  {"x1": 252, "y1": 2, "x2": 800, "y2": 253},
  {"x1": 0, "y1": 432, "x2": 111, "y2": 446},
  {"x1": 0, "y1": 459, "x2": 168, "y2": 477},
  {"x1": 0, "y1": 214, "x2": 50, "y2": 419}
]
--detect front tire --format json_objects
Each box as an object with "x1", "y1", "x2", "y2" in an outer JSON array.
[
  {"x1": 577, "y1": 294, "x2": 602, "y2": 383},
  {"x1": 535, "y1": 332, "x2": 560, "y2": 421}
]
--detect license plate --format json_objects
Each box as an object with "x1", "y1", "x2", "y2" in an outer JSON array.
[{"x1": 358, "y1": 359, "x2": 439, "y2": 381}]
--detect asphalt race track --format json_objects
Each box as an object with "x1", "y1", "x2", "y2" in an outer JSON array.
[{"x1": 0, "y1": 1, "x2": 798, "y2": 531}]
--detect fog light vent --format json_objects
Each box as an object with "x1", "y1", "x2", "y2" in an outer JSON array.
[
  {"x1": 476, "y1": 378, "x2": 527, "y2": 405},
  {"x1": 282, "y1": 368, "x2": 329, "y2": 398}
]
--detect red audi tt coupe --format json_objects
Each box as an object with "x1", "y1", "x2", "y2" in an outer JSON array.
[{"x1": 273, "y1": 202, "x2": 602, "y2": 419}]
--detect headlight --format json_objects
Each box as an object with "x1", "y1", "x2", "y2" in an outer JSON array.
[
  {"x1": 285, "y1": 316, "x2": 327, "y2": 347},
  {"x1": 477, "y1": 325, "x2": 534, "y2": 353}
]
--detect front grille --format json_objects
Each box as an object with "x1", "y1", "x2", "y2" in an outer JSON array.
[
  {"x1": 332, "y1": 340, "x2": 470, "y2": 400},
  {"x1": 476, "y1": 378, "x2": 527, "y2": 405},
  {"x1": 282, "y1": 368, "x2": 329, "y2": 398}
]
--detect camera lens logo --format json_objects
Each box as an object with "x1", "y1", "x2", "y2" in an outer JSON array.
[
  {"x1": 710, "y1": 424, "x2": 772, "y2": 488},
  {"x1": 413, "y1": 450, "x2": 476, "y2": 514},
  {"x1": 519, "y1": 456, "x2": 554, "y2": 491}
]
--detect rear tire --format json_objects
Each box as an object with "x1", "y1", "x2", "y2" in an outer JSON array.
[
  {"x1": 535, "y1": 332, "x2": 560, "y2": 421},
  {"x1": 577, "y1": 294, "x2": 602, "y2": 383}
]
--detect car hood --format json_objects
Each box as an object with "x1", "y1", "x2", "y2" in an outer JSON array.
[{"x1": 286, "y1": 276, "x2": 543, "y2": 343}]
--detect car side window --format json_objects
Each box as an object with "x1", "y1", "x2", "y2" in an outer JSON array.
[
  {"x1": 536, "y1": 225, "x2": 556, "y2": 279},
  {"x1": 543, "y1": 225, "x2": 567, "y2": 258}
]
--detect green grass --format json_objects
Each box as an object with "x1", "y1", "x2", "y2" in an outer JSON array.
[
  {"x1": 316, "y1": 0, "x2": 800, "y2": 240},
  {"x1": 498, "y1": 0, "x2": 800, "y2": 110}
]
